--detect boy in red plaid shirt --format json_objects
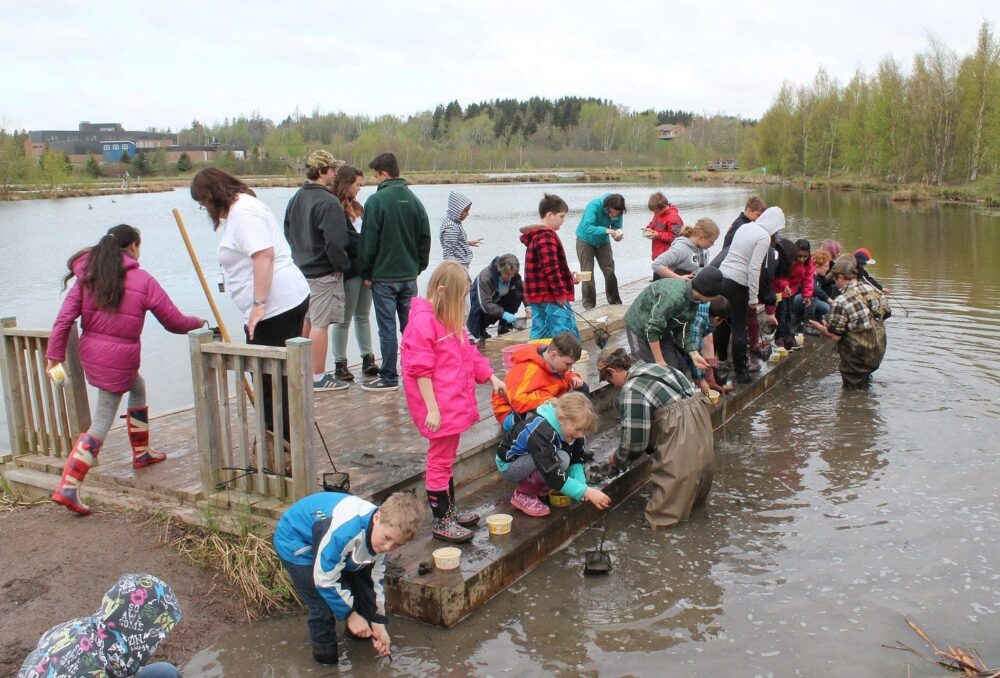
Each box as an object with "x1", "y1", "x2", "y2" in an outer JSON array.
[{"x1": 518, "y1": 194, "x2": 581, "y2": 340}]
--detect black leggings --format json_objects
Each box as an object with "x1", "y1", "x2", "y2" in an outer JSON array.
[{"x1": 245, "y1": 297, "x2": 309, "y2": 441}]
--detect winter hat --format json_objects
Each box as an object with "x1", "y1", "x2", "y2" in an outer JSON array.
[
  {"x1": 691, "y1": 266, "x2": 725, "y2": 297},
  {"x1": 446, "y1": 191, "x2": 472, "y2": 222},
  {"x1": 854, "y1": 247, "x2": 876, "y2": 265},
  {"x1": 304, "y1": 149, "x2": 342, "y2": 171}
]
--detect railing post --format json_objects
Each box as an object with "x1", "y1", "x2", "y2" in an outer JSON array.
[
  {"x1": 189, "y1": 329, "x2": 222, "y2": 495},
  {"x1": 285, "y1": 337, "x2": 315, "y2": 501},
  {"x1": 63, "y1": 324, "x2": 91, "y2": 437},
  {"x1": 1, "y1": 317, "x2": 27, "y2": 455}
]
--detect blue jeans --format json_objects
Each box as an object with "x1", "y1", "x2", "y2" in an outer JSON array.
[
  {"x1": 793, "y1": 294, "x2": 830, "y2": 322},
  {"x1": 371, "y1": 280, "x2": 418, "y2": 383}
]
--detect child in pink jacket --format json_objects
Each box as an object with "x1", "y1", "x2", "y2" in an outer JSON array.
[
  {"x1": 401, "y1": 261, "x2": 506, "y2": 543},
  {"x1": 46, "y1": 224, "x2": 204, "y2": 515}
]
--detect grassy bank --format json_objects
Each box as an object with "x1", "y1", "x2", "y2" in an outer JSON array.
[
  {"x1": 1, "y1": 166, "x2": 688, "y2": 201},
  {"x1": 688, "y1": 171, "x2": 1000, "y2": 208}
]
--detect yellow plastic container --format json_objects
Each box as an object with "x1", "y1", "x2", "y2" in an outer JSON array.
[
  {"x1": 707, "y1": 389, "x2": 720, "y2": 405},
  {"x1": 432, "y1": 547, "x2": 462, "y2": 570},
  {"x1": 486, "y1": 513, "x2": 513, "y2": 535},
  {"x1": 548, "y1": 491, "x2": 571, "y2": 508}
]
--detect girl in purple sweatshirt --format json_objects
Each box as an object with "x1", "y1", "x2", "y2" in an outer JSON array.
[{"x1": 46, "y1": 224, "x2": 204, "y2": 515}]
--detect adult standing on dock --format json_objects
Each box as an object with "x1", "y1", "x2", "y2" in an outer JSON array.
[
  {"x1": 357, "y1": 153, "x2": 432, "y2": 392},
  {"x1": 597, "y1": 348, "x2": 714, "y2": 528},
  {"x1": 284, "y1": 149, "x2": 352, "y2": 391},
  {"x1": 714, "y1": 206, "x2": 786, "y2": 384},
  {"x1": 575, "y1": 193, "x2": 625, "y2": 310},
  {"x1": 190, "y1": 168, "x2": 310, "y2": 442}
]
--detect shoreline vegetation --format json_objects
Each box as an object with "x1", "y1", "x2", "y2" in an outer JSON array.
[{"x1": 3, "y1": 167, "x2": 997, "y2": 209}]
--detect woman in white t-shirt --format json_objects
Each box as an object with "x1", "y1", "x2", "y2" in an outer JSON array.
[{"x1": 190, "y1": 168, "x2": 309, "y2": 442}]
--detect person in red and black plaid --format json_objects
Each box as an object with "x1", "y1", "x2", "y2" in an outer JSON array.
[{"x1": 518, "y1": 194, "x2": 581, "y2": 340}]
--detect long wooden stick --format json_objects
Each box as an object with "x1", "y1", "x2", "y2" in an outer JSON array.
[{"x1": 172, "y1": 208, "x2": 256, "y2": 405}]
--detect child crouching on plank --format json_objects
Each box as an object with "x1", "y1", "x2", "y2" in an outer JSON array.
[
  {"x1": 273, "y1": 491, "x2": 424, "y2": 666},
  {"x1": 402, "y1": 260, "x2": 506, "y2": 543},
  {"x1": 496, "y1": 391, "x2": 611, "y2": 517}
]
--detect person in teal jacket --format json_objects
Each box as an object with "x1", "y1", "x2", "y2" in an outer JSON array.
[
  {"x1": 575, "y1": 193, "x2": 626, "y2": 309},
  {"x1": 623, "y1": 267, "x2": 725, "y2": 374},
  {"x1": 357, "y1": 152, "x2": 432, "y2": 391}
]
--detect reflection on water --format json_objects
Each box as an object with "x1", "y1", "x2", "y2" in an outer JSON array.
[{"x1": 4, "y1": 183, "x2": 1000, "y2": 676}]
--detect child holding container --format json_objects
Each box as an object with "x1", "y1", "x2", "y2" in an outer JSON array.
[
  {"x1": 519, "y1": 193, "x2": 580, "y2": 340},
  {"x1": 643, "y1": 191, "x2": 684, "y2": 262},
  {"x1": 401, "y1": 261, "x2": 507, "y2": 543},
  {"x1": 496, "y1": 391, "x2": 611, "y2": 517},
  {"x1": 651, "y1": 218, "x2": 719, "y2": 281}
]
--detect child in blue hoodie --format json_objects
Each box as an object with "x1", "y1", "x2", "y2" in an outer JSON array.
[
  {"x1": 273, "y1": 491, "x2": 424, "y2": 665},
  {"x1": 439, "y1": 191, "x2": 481, "y2": 269},
  {"x1": 496, "y1": 391, "x2": 611, "y2": 517}
]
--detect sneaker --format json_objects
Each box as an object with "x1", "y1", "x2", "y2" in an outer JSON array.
[
  {"x1": 511, "y1": 490, "x2": 550, "y2": 517},
  {"x1": 313, "y1": 373, "x2": 350, "y2": 392},
  {"x1": 432, "y1": 517, "x2": 474, "y2": 543},
  {"x1": 361, "y1": 353, "x2": 380, "y2": 376},
  {"x1": 360, "y1": 377, "x2": 399, "y2": 392},
  {"x1": 785, "y1": 338, "x2": 802, "y2": 351},
  {"x1": 747, "y1": 357, "x2": 763, "y2": 373}
]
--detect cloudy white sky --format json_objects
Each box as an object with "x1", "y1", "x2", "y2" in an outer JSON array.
[{"x1": 2, "y1": 1, "x2": 994, "y2": 132}]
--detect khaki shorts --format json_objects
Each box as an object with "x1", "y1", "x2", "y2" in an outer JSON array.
[{"x1": 307, "y1": 274, "x2": 345, "y2": 325}]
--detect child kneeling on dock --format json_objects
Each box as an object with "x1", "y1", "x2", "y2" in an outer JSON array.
[
  {"x1": 273, "y1": 491, "x2": 424, "y2": 666},
  {"x1": 496, "y1": 392, "x2": 611, "y2": 517},
  {"x1": 598, "y1": 348, "x2": 714, "y2": 529}
]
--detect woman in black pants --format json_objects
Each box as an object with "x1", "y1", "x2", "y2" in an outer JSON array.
[{"x1": 191, "y1": 168, "x2": 311, "y2": 442}]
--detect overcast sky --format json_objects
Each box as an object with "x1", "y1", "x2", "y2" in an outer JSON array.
[{"x1": 2, "y1": 1, "x2": 993, "y2": 132}]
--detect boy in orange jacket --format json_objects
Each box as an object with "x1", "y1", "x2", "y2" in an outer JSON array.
[{"x1": 491, "y1": 333, "x2": 586, "y2": 430}]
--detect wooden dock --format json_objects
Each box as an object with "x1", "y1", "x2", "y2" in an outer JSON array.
[{"x1": 1, "y1": 279, "x2": 828, "y2": 626}]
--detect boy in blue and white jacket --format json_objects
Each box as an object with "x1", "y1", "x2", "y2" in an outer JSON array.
[{"x1": 273, "y1": 491, "x2": 423, "y2": 666}]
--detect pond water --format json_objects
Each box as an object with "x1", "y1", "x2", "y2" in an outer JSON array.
[{"x1": 3, "y1": 181, "x2": 1000, "y2": 676}]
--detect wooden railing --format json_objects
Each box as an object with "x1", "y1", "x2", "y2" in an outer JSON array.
[
  {"x1": 1, "y1": 317, "x2": 91, "y2": 459},
  {"x1": 188, "y1": 328, "x2": 316, "y2": 502}
]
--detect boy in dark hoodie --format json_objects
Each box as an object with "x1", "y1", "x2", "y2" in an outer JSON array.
[{"x1": 519, "y1": 193, "x2": 580, "y2": 340}]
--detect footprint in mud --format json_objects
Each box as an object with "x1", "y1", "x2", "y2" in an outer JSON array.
[{"x1": 0, "y1": 577, "x2": 49, "y2": 610}]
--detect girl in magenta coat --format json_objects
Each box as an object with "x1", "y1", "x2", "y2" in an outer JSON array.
[
  {"x1": 401, "y1": 261, "x2": 506, "y2": 543},
  {"x1": 46, "y1": 224, "x2": 204, "y2": 515}
]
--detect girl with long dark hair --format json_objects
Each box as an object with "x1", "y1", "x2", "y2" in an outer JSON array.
[{"x1": 46, "y1": 224, "x2": 205, "y2": 515}]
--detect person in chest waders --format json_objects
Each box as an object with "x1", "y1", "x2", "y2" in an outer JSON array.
[
  {"x1": 809, "y1": 254, "x2": 890, "y2": 388},
  {"x1": 597, "y1": 347, "x2": 715, "y2": 529}
]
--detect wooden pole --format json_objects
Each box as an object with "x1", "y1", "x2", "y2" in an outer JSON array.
[{"x1": 172, "y1": 208, "x2": 255, "y2": 404}]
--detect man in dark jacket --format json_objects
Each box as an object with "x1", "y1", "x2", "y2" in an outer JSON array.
[
  {"x1": 357, "y1": 152, "x2": 432, "y2": 391},
  {"x1": 467, "y1": 253, "x2": 524, "y2": 340},
  {"x1": 284, "y1": 149, "x2": 351, "y2": 391}
]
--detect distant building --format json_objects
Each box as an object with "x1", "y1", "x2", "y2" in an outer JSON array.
[
  {"x1": 25, "y1": 122, "x2": 246, "y2": 165},
  {"x1": 655, "y1": 124, "x2": 686, "y2": 141}
]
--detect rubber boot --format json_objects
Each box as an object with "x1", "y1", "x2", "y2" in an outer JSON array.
[
  {"x1": 334, "y1": 360, "x2": 354, "y2": 382},
  {"x1": 705, "y1": 366, "x2": 733, "y2": 394},
  {"x1": 311, "y1": 642, "x2": 338, "y2": 666},
  {"x1": 361, "y1": 354, "x2": 379, "y2": 376},
  {"x1": 428, "y1": 488, "x2": 473, "y2": 543},
  {"x1": 52, "y1": 433, "x2": 101, "y2": 515},
  {"x1": 448, "y1": 477, "x2": 479, "y2": 528},
  {"x1": 127, "y1": 407, "x2": 166, "y2": 469}
]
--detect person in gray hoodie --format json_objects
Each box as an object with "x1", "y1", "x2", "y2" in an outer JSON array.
[
  {"x1": 713, "y1": 206, "x2": 786, "y2": 383},
  {"x1": 651, "y1": 218, "x2": 720, "y2": 280},
  {"x1": 439, "y1": 191, "x2": 480, "y2": 269}
]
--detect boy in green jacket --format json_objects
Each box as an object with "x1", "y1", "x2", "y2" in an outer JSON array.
[
  {"x1": 357, "y1": 153, "x2": 432, "y2": 391},
  {"x1": 623, "y1": 267, "x2": 724, "y2": 373}
]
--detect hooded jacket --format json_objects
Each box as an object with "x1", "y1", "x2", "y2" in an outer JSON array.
[
  {"x1": 490, "y1": 343, "x2": 581, "y2": 423},
  {"x1": 495, "y1": 401, "x2": 589, "y2": 500},
  {"x1": 19, "y1": 573, "x2": 181, "y2": 678},
  {"x1": 439, "y1": 192, "x2": 474, "y2": 267},
  {"x1": 283, "y1": 182, "x2": 351, "y2": 278},
  {"x1": 651, "y1": 235, "x2": 709, "y2": 277},
  {"x1": 519, "y1": 226, "x2": 575, "y2": 304},
  {"x1": 623, "y1": 277, "x2": 702, "y2": 352},
  {"x1": 46, "y1": 253, "x2": 202, "y2": 394},
  {"x1": 575, "y1": 194, "x2": 624, "y2": 248},
  {"x1": 400, "y1": 297, "x2": 494, "y2": 438},
  {"x1": 647, "y1": 204, "x2": 683, "y2": 258},
  {"x1": 719, "y1": 206, "x2": 785, "y2": 303},
  {"x1": 357, "y1": 178, "x2": 431, "y2": 282}
]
